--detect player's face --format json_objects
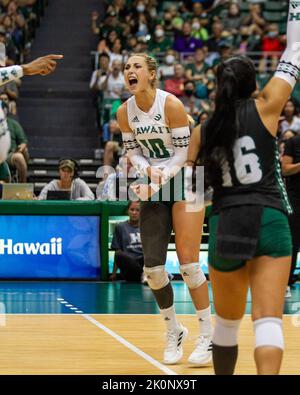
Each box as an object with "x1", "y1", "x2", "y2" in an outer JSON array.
[{"x1": 124, "y1": 56, "x2": 155, "y2": 94}]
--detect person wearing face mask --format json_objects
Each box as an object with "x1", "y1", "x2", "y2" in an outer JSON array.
[
  {"x1": 259, "y1": 24, "x2": 285, "y2": 74},
  {"x1": 181, "y1": 81, "x2": 202, "y2": 123},
  {"x1": 191, "y1": 18, "x2": 209, "y2": 42},
  {"x1": 148, "y1": 25, "x2": 173, "y2": 54},
  {"x1": 158, "y1": 50, "x2": 178, "y2": 80},
  {"x1": 136, "y1": 1, "x2": 145, "y2": 14}
]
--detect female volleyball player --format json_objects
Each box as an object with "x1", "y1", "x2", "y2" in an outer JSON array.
[
  {"x1": 0, "y1": 53, "x2": 63, "y2": 163},
  {"x1": 117, "y1": 53, "x2": 212, "y2": 365},
  {"x1": 198, "y1": 0, "x2": 298, "y2": 375}
]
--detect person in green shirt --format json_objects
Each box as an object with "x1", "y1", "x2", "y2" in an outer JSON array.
[
  {"x1": 185, "y1": 48, "x2": 209, "y2": 84},
  {"x1": 148, "y1": 25, "x2": 173, "y2": 54},
  {"x1": 4, "y1": 102, "x2": 29, "y2": 183}
]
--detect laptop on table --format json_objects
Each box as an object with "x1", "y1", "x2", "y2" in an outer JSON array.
[{"x1": 1, "y1": 183, "x2": 34, "y2": 200}]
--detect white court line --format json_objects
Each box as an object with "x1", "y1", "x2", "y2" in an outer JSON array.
[
  {"x1": 81, "y1": 313, "x2": 178, "y2": 376},
  {"x1": 55, "y1": 297, "x2": 177, "y2": 375}
]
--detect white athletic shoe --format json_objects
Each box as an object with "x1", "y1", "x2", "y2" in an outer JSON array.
[
  {"x1": 163, "y1": 324, "x2": 188, "y2": 365},
  {"x1": 188, "y1": 335, "x2": 213, "y2": 366}
]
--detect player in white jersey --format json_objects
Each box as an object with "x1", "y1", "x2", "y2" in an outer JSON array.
[
  {"x1": 0, "y1": 53, "x2": 63, "y2": 163},
  {"x1": 117, "y1": 53, "x2": 213, "y2": 366}
]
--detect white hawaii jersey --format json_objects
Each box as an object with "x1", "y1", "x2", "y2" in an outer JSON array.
[{"x1": 127, "y1": 89, "x2": 182, "y2": 168}]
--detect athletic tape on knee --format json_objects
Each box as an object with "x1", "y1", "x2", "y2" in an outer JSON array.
[
  {"x1": 144, "y1": 265, "x2": 169, "y2": 290},
  {"x1": 254, "y1": 317, "x2": 284, "y2": 350},
  {"x1": 180, "y1": 262, "x2": 206, "y2": 289},
  {"x1": 213, "y1": 315, "x2": 242, "y2": 347}
]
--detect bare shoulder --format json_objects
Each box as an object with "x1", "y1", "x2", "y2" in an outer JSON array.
[
  {"x1": 165, "y1": 94, "x2": 188, "y2": 127},
  {"x1": 116, "y1": 102, "x2": 132, "y2": 132}
]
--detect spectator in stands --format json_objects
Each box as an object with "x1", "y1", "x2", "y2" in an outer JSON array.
[
  {"x1": 243, "y1": 2, "x2": 266, "y2": 33},
  {"x1": 90, "y1": 52, "x2": 110, "y2": 92},
  {"x1": 0, "y1": 24, "x2": 17, "y2": 65},
  {"x1": 237, "y1": 25, "x2": 261, "y2": 55},
  {"x1": 38, "y1": 159, "x2": 94, "y2": 201},
  {"x1": 161, "y1": 9, "x2": 177, "y2": 37},
  {"x1": 185, "y1": 47, "x2": 209, "y2": 83},
  {"x1": 194, "y1": 67, "x2": 216, "y2": 100},
  {"x1": 1, "y1": 1, "x2": 26, "y2": 53},
  {"x1": 190, "y1": 16, "x2": 209, "y2": 42},
  {"x1": 173, "y1": 21, "x2": 203, "y2": 54},
  {"x1": 158, "y1": 49, "x2": 178, "y2": 80},
  {"x1": 192, "y1": 1, "x2": 204, "y2": 18},
  {"x1": 148, "y1": 24, "x2": 173, "y2": 54},
  {"x1": 180, "y1": 81, "x2": 202, "y2": 122},
  {"x1": 206, "y1": 21, "x2": 224, "y2": 53},
  {"x1": 279, "y1": 99, "x2": 300, "y2": 136},
  {"x1": 110, "y1": 200, "x2": 145, "y2": 283},
  {"x1": 282, "y1": 134, "x2": 300, "y2": 293},
  {"x1": 259, "y1": 23, "x2": 285, "y2": 74},
  {"x1": 100, "y1": 59, "x2": 125, "y2": 99},
  {"x1": 103, "y1": 119, "x2": 123, "y2": 170},
  {"x1": 108, "y1": 37, "x2": 123, "y2": 66},
  {"x1": 221, "y1": 1, "x2": 243, "y2": 34},
  {"x1": 164, "y1": 63, "x2": 185, "y2": 97},
  {"x1": 3, "y1": 100, "x2": 29, "y2": 183},
  {"x1": 0, "y1": 161, "x2": 10, "y2": 184}
]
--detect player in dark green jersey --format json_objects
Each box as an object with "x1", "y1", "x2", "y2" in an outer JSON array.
[{"x1": 198, "y1": 0, "x2": 299, "y2": 376}]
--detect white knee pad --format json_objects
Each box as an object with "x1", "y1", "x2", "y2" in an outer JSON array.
[
  {"x1": 254, "y1": 317, "x2": 284, "y2": 350},
  {"x1": 144, "y1": 265, "x2": 169, "y2": 290},
  {"x1": 213, "y1": 315, "x2": 242, "y2": 347},
  {"x1": 180, "y1": 262, "x2": 206, "y2": 289}
]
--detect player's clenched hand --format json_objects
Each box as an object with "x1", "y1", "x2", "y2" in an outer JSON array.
[
  {"x1": 21, "y1": 54, "x2": 63, "y2": 76},
  {"x1": 147, "y1": 167, "x2": 163, "y2": 185}
]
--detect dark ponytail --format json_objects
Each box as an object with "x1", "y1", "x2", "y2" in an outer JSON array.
[{"x1": 200, "y1": 56, "x2": 256, "y2": 185}]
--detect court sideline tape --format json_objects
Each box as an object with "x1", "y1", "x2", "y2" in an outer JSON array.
[{"x1": 57, "y1": 297, "x2": 177, "y2": 375}]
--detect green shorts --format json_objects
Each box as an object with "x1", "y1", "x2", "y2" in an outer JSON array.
[{"x1": 208, "y1": 207, "x2": 292, "y2": 272}]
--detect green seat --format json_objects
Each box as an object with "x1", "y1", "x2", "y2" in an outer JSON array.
[
  {"x1": 264, "y1": 2, "x2": 287, "y2": 12},
  {"x1": 240, "y1": 2, "x2": 249, "y2": 12},
  {"x1": 263, "y1": 11, "x2": 288, "y2": 23},
  {"x1": 279, "y1": 22, "x2": 287, "y2": 35}
]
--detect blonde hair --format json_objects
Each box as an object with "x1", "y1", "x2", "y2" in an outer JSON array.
[{"x1": 128, "y1": 52, "x2": 158, "y2": 88}]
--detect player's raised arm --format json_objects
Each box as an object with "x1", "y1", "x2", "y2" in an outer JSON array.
[
  {"x1": 0, "y1": 54, "x2": 63, "y2": 87},
  {"x1": 257, "y1": 1, "x2": 300, "y2": 130}
]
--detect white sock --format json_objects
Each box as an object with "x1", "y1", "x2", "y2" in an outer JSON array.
[
  {"x1": 196, "y1": 305, "x2": 212, "y2": 336},
  {"x1": 160, "y1": 305, "x2": 180, "y2": 332}
]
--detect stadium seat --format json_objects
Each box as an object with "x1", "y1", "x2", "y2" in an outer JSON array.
[
  {"x1": 263, "y1": 11, "x2": 288, "y2": 23},
  {"x1": 264, "y1": 2, "x2": 287, "y2": 12}
]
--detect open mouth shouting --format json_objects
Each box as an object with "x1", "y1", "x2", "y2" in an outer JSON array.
[{"x1": 128, "y1": 75, "x2": 138, "y2": 90}]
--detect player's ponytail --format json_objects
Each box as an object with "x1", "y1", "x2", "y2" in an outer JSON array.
[{"x1": 201, "y1": 56, "x2": 256, "y2": 185}]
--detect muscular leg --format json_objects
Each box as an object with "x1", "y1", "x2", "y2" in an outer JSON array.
[
  {"x1": 172, "y1": 201, "x2": 209, "y2": 310},
  {"x1": 209, "y1": 265, "x2": 249, "y2": 375},
  {"x1": 140, "y1": 202, "x2": 173, "y2": 310},
  {"x1": 248, "y1": 255, "x2": 291, "y2": 375},
  {"x1": 10, "y1": 152, "x2": 27, "y2": 183}
]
